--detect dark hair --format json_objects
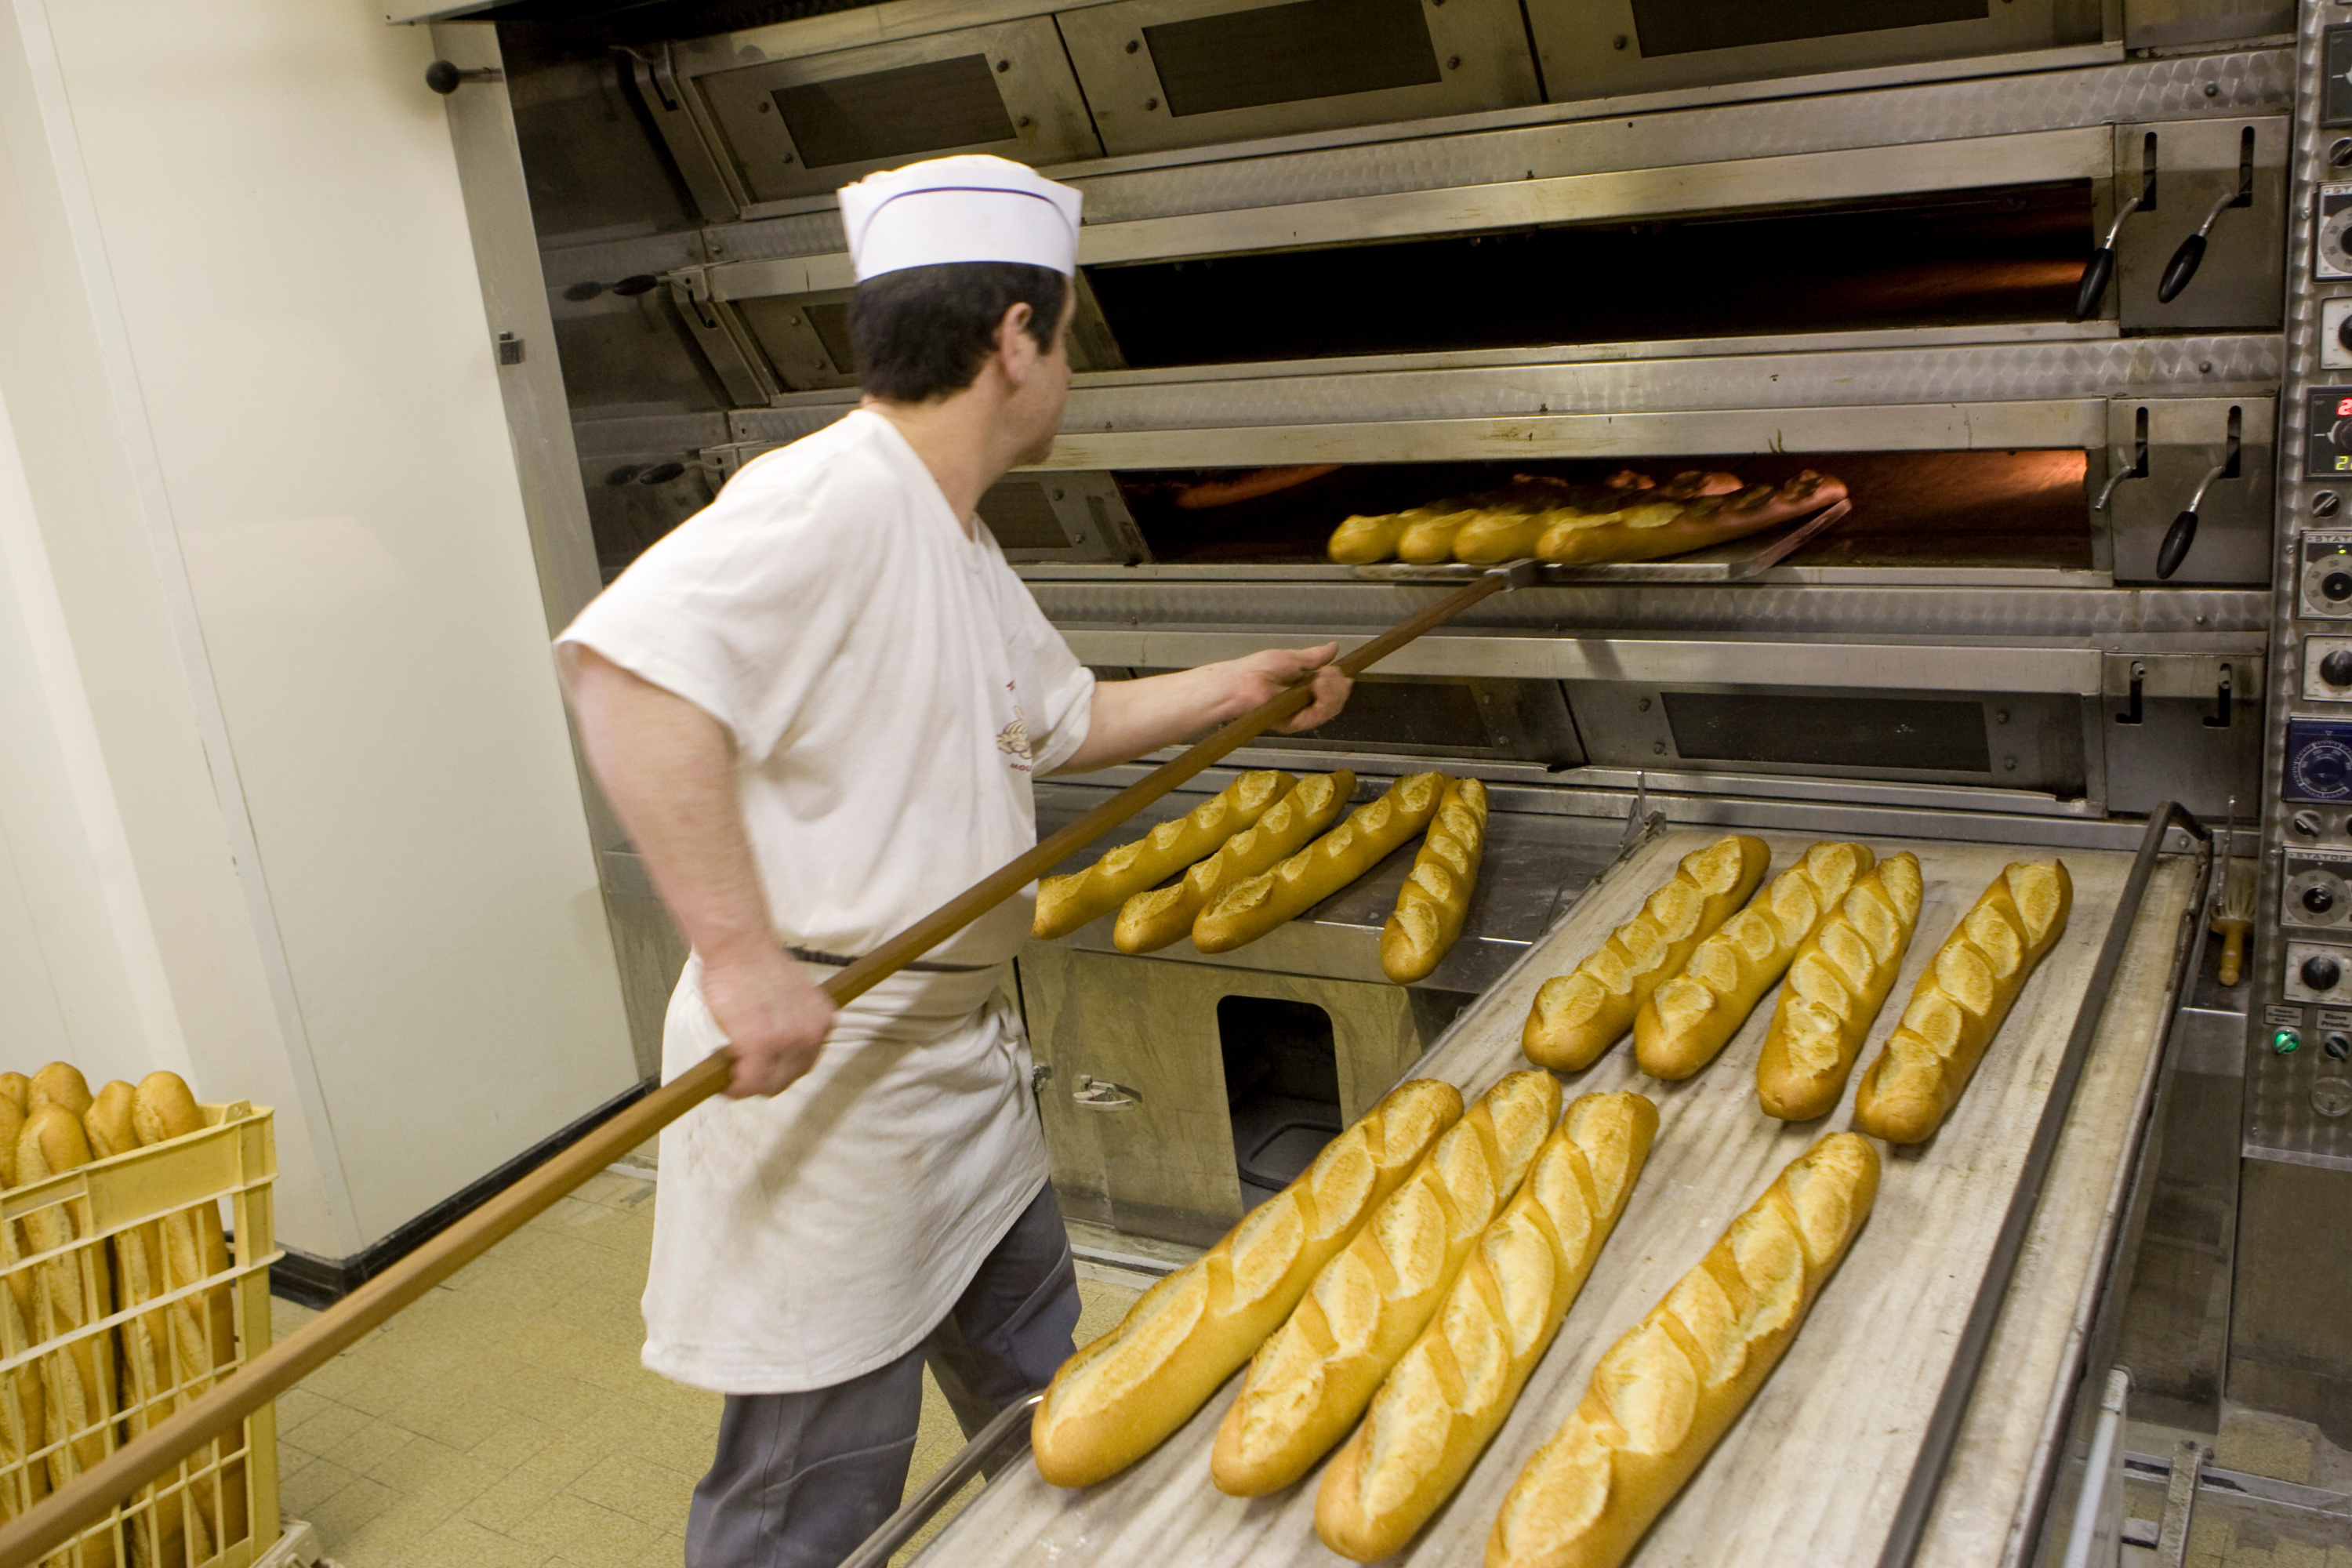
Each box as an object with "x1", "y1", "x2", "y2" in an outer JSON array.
[{"x1": 848, "y1": 262, "x2": 1069, "y2": 403}]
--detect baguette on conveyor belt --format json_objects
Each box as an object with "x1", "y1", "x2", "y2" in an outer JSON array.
[
  {"x1": 1213, "y1": 1070, "x2": 1560, "y2": 1497},
  {"x1": 1381, "y1": 778, "x2": 1490, "y2": 984},
  {"x1": 1330, "y1": 505, "x2": 1449, "y2": 566},
  {"x1": 1192, "y1": 773, "x2": 1447, "y2": 955},
  {"x1": 1115, "y1": 773, "x2": 1353, "y2": 953},
  {"x1": 1523, "y1": 837, "x2": 1770, "y2": 1072},
  {"x1": 1853, "y1": 861, "x2": 2072, "y2": 1144},
  {"x1": 1034, "y1": 770, "x2": 1298, "y2": 940},
  {"x1": 1317, "y1": 1092, "x2": 1657, "y2": 1562},
  {"x1": 1632, "y1": 841, "x2": 1874, "y2": 1080},
  {"x1": 18, "y1": 1107, "x2": 118, "y2": 1537},
  {"x1": 1756, "y1": 854, "x2": 1926, "y2": 1121},
  {"x1": 1033, "y1": 1079, "x2": 1463, "y2": 1488},
  {"x1": 1486, "y1": 1133, "x2": 1882, "y2": 1568}
]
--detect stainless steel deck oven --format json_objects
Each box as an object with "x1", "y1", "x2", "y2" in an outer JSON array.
[{"x1": 416, "y1": 1, "x2": 2345, "y2": 1559}]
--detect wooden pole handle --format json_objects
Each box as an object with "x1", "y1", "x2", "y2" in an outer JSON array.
[{"x1": 0, "y1": 566, "x2": 1523, "y2": 1568}]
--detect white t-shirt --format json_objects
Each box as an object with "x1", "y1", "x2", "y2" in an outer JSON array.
[{"x1": 557, "y1": 408, "x2": 1095, "y2": 1392}]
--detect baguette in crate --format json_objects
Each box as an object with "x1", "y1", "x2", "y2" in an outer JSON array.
[{"x1": 0, "y1": 1069, "x2": 278, "y2": 1568}]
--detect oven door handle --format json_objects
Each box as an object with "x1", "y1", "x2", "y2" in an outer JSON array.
[
  {"x1": 2157, "y1": 459, "x2": 2230, "y2": 580},
  {"x1": 2072, "y1": 192, "x2": 2146, "y2": 321},
  {"x1": 2158, "y1": 183, "x2": 2247, "y2": 305}
]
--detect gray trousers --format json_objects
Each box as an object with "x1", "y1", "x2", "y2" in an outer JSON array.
[{"x1": 684, "y1": 1184, "x2": 1082, "y2": 1568}]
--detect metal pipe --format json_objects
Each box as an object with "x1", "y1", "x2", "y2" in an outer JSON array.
[
  {"x1": 1874, "y1": 800, "x2": 2212, "y2": 1568},
  {"x1": 0, "y1": 564, "x2": 1532, "y2": 1568}
]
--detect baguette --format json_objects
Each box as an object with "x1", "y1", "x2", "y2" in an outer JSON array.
[
  {"x1": 18, "y1": 1109, "x2": 118, "y2": 1505},
  {"x1": 0, "y1": 1101, "x2": 44, "y2": 1523},
  {"x1": 1033, "y1": 1079, "x2": 1462, "y2": 1488},
  {"x1": 1330, "y1": 509, "x2": 1429, "y2": 564},
  {"x1": 1317, "y1": 1092, "x2": 1657, "y2": 1561},
  {"x1": 1853, "y1": 861, "x2": 2072, "y2": 1144},
  {"x1": 1536, "y1": 472, "x2": 1846, "y2": 567},
  {"x1": 1632, "y1": 842, "x2": 1874, "y2": 1080},
  {"x1": 1213, "y1": 1069, "x2": 1561, "y2": 1497},
  {"x1": 0, "y1": 1076, "x2": 26, "y2": 1116},
  {"x1": 1396, "y1": 508, "x2": 1481, "y2": 564},
  {"x1": 1381, "y1": 778, "x2": 1490, "y2": 984},
  {"x1": 1193, "y1": 773, "x2": 1447, "y2": 955},
  {"x1": 1756, "y1": 854, "x2": 1926, "y2": 1121},
  {"x1": 27, "y1": 1065, "x2": 90, "y2": 1119},
  {"x1": 1487, "y1": 1133, "x2": 1882, "y2": 1568},
  {"x1": 132, "y1": 1073, "x2": 240, "y2": 1549},
  {"x1": 1116, "y1": 773, "x2": 1353, "y2": 953},
  {"x1": 86, "y1": 1084, "x2": 202, "y2": 1568},
  {"x1": 1034, "y1": 770, "x2": 1297, "y2": 940},
  {"x1": 1523, "y1": 837, "x2": 1771, "y2": 1072}
]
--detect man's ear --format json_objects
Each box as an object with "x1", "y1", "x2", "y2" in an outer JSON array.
[{"x1": 996, "y1": 300, "x2": 1039, "y2": 381}]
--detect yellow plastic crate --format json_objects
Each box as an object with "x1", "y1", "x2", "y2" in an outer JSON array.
[{"x1": 0, "y1": 1102, "x2": 278, "y2": 1568}]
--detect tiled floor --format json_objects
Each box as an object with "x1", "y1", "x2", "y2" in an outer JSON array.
[{"x1": 273, "y1": 1170, "x2": 1142, "y2": 1568}]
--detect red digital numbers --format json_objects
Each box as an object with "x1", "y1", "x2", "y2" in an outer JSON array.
[{"x1": 2336, "y1": 397, "x2": 2352, "y2": 417}]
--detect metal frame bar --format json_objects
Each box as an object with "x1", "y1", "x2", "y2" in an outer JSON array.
[
  {"x1": 1877, "y1": 798, "x2": 2215, "y2": 1568},
  {"x1": 837, "y1": 1393, "x2": 1046, "y2": 1568}
]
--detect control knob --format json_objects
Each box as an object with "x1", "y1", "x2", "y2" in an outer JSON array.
[
  {"x1": 2307, "y1": 883, "x2": 2339, "y2": 914},
  {"x1": 2296, "y1": 808, "x2": 2326, "y2": 838},
  {"x1": 2327, "y1": 570, "x2": 2352, "y2": 604},
  {"x1": 2328, "y1": 649, "x2": 2352, "y2": 688},
  {"x1": 2303, "y1": 954, "x2": 2344, "y2": 992}
]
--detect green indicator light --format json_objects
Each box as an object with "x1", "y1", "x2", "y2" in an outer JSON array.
[{"x1": 2276, "y1": 1029, "x2": 2303, "y2": 1055}]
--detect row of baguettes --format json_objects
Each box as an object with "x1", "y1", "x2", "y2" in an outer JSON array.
[
  {"x1": 1036, "y1": 769, "x2": 1492, "y2": 984},
  {"x1": 1523, "y1": 835, "x2": 2072, "y2": 1143},
  {"x1": 1030, "y1": 1065, "x2": 1882, "y2": 1566},
  {"x1": 0, "y1": 1065, "x2": 240, "y2": 1565},
  {"x1": 1327, "y1": 470, "x2": 1848, "y2": 568}
]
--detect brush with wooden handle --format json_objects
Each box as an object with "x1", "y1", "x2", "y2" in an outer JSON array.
[{"x1": 2212, "y1": 855, "x2": 2256, "y2": 987}]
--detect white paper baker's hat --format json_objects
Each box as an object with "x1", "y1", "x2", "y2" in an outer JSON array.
[{"x1": 838, "y1": 155, "x2": 1083, "y2": 282}]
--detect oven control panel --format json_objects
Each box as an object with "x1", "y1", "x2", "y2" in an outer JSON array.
[{"x1": 2283, "y1": 719, "x2": 2352, "y2": 802}]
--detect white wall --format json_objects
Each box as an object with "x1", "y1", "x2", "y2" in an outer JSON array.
[{"x1": 0, "y1": 0, "x2": 639, "y2": 1255}]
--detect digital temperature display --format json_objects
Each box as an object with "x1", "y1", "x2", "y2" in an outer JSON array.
[{"x1": 2310, "y1": 389, "x2": 2352, "y2": 476}]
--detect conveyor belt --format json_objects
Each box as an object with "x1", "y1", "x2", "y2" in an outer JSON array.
[{"x1": 916, "y1": 826, "x2": 2200, "y2": 1567}]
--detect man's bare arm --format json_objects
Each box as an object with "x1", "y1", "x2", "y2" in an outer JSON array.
[
  {"x1": 1049, "y1": 643, "x2": 1352, "y2": 775},
  {"x1": 565, "y1": 647, "x2": 834, "y2": 1097}
]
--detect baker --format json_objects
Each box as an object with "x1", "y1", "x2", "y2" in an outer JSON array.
[{"x1": 557, "y1": 154, "x2": 1352, "y2": 1568}]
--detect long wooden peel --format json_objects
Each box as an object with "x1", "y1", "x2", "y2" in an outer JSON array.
[{"x1": 0, "y1": 562, "x2": 1532, "y2": 1568}]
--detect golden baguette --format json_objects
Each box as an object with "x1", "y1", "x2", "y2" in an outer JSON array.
[
  {"x1": 1116, "y1": 773, "x2": 1354, "y2": 953},
  {"x1": 1381, "y1": 779, "x2": 1490, "y2": 985},
  {"x1": 27, "y1": 1065, "x2": 90, "y2": 1119},
  {"x1": 1194, "y1": 773, "x2": 1447, "y2": 955},
  {"x1": 1756, "y1": 854, "x2": 1926, "y2": 1121},
  {"x1": 1329, "y1": 510, "x2": 1416, "y2": 564},
  {"x1": 0, "y1": 1076, "x2": 25, "y2": 1116},
  {"x1": 1317, "y1": 1092, "x2": 1657, "y2": 1562},
  {"x1": 1486, "y1": 1133, "x2": 1882, "y2": 1568},
  {"x1": 1033, "y1": 1079, "x2": 1462, "y2": 1488},
  {"x1": 85, "y1": 1084, "x2": 203, "y2": 1568},
  {"x1": 1523, "y1": 837, "x2": 1771, "y2": 1072},
  {"x1": 0, "y1": 1101, "x2": 45, "y2": 1524},
  {"x1": 1396, "y1": 508, "x2": 1480, "y2": 564},
  {"x1": 18, "y1": 1109, "x2": 118, "y2": 1513},
  {"x1": 1213, "y1": 1070, "x2": 1560, "y2": 1497},
  {"x1": 1632, "y1": 842, "x2": 1874, "y2": 1080},
  {"x1": 133, "y1": 1073, "x2": 241, "y2": 1549},
  {"x1": 1853, "y1": 861, "x2": 2072, "y2": 1144},
  {"x1": 1035, "y1": 770, "x2": 1298, "y2": 940}
]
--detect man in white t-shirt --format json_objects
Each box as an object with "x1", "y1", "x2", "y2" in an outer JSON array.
[{"x1": 557, "y1": 157, "x2": 1350, "y2": 1567}]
